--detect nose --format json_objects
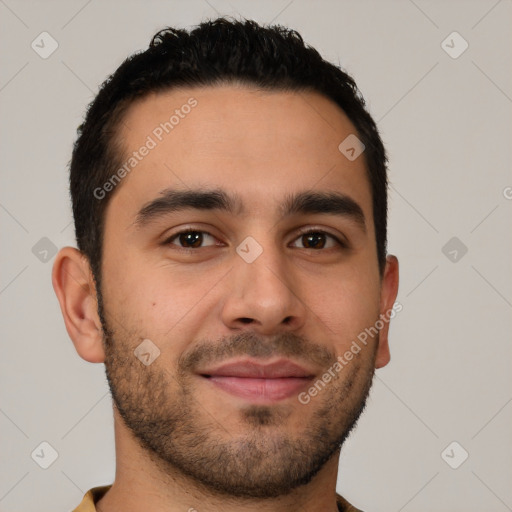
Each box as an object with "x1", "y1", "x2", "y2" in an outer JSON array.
[{"x1": 220, "y1": 242, "x2": 307, "y2": 335}]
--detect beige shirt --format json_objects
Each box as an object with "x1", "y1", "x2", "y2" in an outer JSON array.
[{"x1": 72, "y1": 485, "x2": 364, "y2": 511}]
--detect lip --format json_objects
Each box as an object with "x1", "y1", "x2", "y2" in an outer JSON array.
[{"x1": 198, "y1": 358, "x2": 315, "y2": 403}]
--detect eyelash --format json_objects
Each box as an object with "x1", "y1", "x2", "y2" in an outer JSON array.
[{"x1": 162, "y1": 228, "x2": 347, "y2": 251}]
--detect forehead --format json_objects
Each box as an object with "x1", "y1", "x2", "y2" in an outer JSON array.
[{"x1": 108, "y1": 85, "x2": 372, "y2": 226}]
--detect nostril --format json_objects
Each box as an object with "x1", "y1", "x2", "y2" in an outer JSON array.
[{"x1": 239, "y1": 318, "x2": 253, "y2": 324}]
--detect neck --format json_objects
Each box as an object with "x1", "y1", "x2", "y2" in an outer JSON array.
[{"x1": 96, "y1": 409, "x2": 342, "y2": 512}]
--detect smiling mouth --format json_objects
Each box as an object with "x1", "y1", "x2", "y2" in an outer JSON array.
[
  {"x1": 198, "y1": 358, "x2": 315, "y2": 403},
  {"x1": 203, "y1": 375, "x2": 313, "y2": 402}
]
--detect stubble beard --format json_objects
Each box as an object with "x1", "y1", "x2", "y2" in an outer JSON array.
[{"x1": 100, "y1": 307, "x2": 376, "y2": 499}]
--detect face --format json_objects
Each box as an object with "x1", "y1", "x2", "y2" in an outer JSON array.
[{"x1": 98, "y1": 85, "x2": 395, "y2": 498}]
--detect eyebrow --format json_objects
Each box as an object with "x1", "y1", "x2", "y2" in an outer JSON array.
[{"x1": 134, "y1": 187, "x2": 366, "y2": 232}]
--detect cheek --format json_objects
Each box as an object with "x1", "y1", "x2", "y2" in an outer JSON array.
[
  {"x1": 101, "y1": 251, "x2": 164, "y2": 337},
  {"x1": 309, "y1": 266, "x2": 381, "y2": 347},
  {"x1": 101, "y1": 253, "x2": 225, "y2": 340}
]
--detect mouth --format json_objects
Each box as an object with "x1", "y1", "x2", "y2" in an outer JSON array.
[{"x1": 197, "y1": 358, "x2": 315, "y2": 403}]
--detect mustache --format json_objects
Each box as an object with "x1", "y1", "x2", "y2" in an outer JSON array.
[{"x1": 178, "y1": 331, "x2": 336, "y2": 374}]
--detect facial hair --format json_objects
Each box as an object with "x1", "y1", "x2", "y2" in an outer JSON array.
[{"x1": 100, "y1": 308, "x2": 377, "y2": 499}]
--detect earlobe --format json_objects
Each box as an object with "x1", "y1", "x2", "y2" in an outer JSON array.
[
  {"x1": 375, "y1": 255, "x2": 399, "y2": 369},
  {"x1": 52, "y1": 247, "x2": 105, "y2": 363}
]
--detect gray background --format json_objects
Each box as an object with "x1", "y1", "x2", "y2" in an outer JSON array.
[{"x1": 1, "y1": 1, "x2": 511, "y2": 511}]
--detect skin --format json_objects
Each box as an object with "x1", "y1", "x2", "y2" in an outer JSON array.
[{"x1": 53, "y1": 85, "x2": 399, "y2": 512}]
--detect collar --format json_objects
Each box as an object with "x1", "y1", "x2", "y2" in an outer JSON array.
[{"x1": 72, "y1": 485, "x2": 363, "y2": 512}]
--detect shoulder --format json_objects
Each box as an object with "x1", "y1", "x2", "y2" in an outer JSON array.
[
  {"x1": 336, "y1": 492, "x2": 364, "y2": 512},
  {"x1": 71, "y1": 485, "x2": 112, "y2": 512}
]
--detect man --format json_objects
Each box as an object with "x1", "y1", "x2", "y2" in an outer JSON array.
[{"x1": 52, "y1": 17, "x2": 399, "y2": 512}]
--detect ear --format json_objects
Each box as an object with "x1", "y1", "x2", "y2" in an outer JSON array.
[
  {"x1": 52, "y1": 246, "x2": 105, "y2": 363},
  {"x1": 374, "y1": 255, "x2": 399, "y2": 369}
]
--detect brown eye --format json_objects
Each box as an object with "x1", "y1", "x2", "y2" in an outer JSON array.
[
  {"x1": 166, "y1": 230, "x2": 217, "y2": 249},
  {"x1": 291, "y1": 230, "x2": 344, "y2": 250},
  {"x1": 302, "y1": 232, "x2": 326, "y2": 249}
]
